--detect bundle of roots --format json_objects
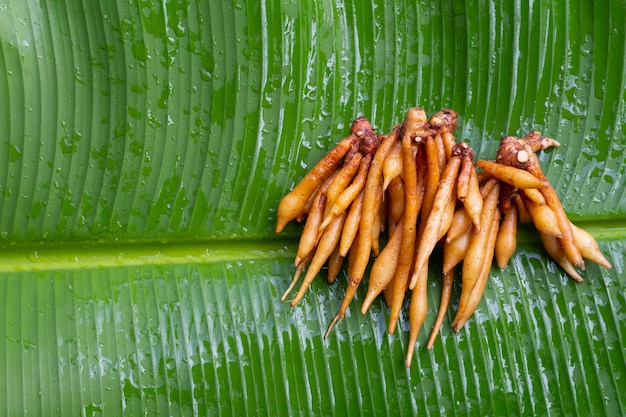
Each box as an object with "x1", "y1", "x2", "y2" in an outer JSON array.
[{"x1": 275, "y1": 107, "x2": 611, "y2": 367}]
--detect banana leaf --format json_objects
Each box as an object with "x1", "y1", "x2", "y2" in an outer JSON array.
[{"x1": 1, "y1": 0, "x2": 625, "y2": 415}]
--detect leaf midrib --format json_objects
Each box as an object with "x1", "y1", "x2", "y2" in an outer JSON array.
[
  {"x1": 1, "y1": 218, "x2": 624, "y2": 273},
  {"x1": 0, "y1": 238, "x2": 294, "y2": 273}
]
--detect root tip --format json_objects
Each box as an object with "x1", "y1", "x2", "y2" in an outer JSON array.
[
  {"x1": 280, "y1": 289, "x2": 292, "y2": 302},
  {"x1": 426, "y1": 332, "x2": 437, "y2": 349},
  {"x1": 452, "y1": 320, "x2": 466, "y2": 333},
  {"x1": 407, "y1": 276, "x2": 418, "y2": 290},
  {"x1": 360, "y1": 303, "x2": 370, "y2": 316},
  {"x1": 275, "y1": 221, "x2": 287, "y2": 234},
  {"x1": 426, "y1": 328, "x2": 441, "y2": 350},
  {"x1": 324, "y1": 314, "x2": 342, "y2": 339},
  {"x1": 569, "y1": 274, "x2": 584, "y2": 283},
  {"x1": 405, "y1": 347, "x2": 415, "y2": 368}
]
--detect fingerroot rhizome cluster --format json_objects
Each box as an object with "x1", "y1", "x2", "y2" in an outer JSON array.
[{"x1": 275, "y1": 107, "x2": 611, "y2": 368}]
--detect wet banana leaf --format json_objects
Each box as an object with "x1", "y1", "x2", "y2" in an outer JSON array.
[{"x1": 1, "y1": 0, "x2": 625, "y2": 415}]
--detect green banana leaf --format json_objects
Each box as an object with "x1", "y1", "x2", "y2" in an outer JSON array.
[{"x1": 1, "y1": 0, "x2": 625, "y2": 415}]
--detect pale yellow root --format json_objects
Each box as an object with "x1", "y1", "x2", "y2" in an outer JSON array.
[
  {"x1": 495, "y1": 203, "x2": 518, "y2": 269},
  {"x1": 387, "y1": 176, "x2": 405, "y2": 225},
  {"x1": 441, "y1": 131, "x2": 456, "y2": 161},
  {"x1": 382, "y1": 141, "x2": 403, "y2": 191},
  {"x1": 434, "y1": 133, "x2": 447, "y2": 175},
  {"x1": 420, "y1": 136, "x2": 441, "y2": 220},
  {"x1": 409, "y1": 156, "x2": 462, "y2": 289},
  {"x1": 521, "y1": 191, "x2": 562, "y2": 238},
  {"x1": 321, "y1": 154, "x2": 371, "y2": 231},
  {"x1": 326, "y1": 129, "x2": 400, "y2": 338},
  {"x1": 442, "y1": 225, "x2": 473, "y2": 274},
  {"x1": 446, "y1": 206, "x2": 472, "y2": 243},
  {"x1": 371, "y1": 205, "x2": 382, "y2": 257},
  {"x1": 387, "y1": 133, "x2": 420, "y2": 334},
  {"x1": 456, "y1": 155, "x2": 472, "y2": 200},
  {"x1": 327, "y1": 244, "x2": 344, "y2": 283},
  {"x1": 538, "y1": 185, "x2": 585, "y2": 269},
  {"x1": 405, "y1": 264, "x2": 429, "y2": 367},
  {"x1": 297, "y1": 181, "x2": 323, "y2": 223},
  {"x1": 346, "y1": 230, "x2": 360, "y2": 277},
  {"x1": 453, "y1": 182, "x2": 500, "y2": 329},
  {"x1": 427, "y1": 269, "x2": 454, "y2": 349},
  {"x1": 281, "y1": 252, "x2": 313, "y2": 301},
  {"x1": 339, "y1": 189, "x2": 364, "y2": 257},
  {"x1": 462, "y1": 167, "x2": 483, "y2": 230},
  {"x1": 453, "y1": 207, "x2": 500, "y2": 332},
  {"x1": 523, "y1": 188, "x2": 546, "y2": 205},
  {"x1": 540, "y1": 232, "x2": 584, "y2": 282},
  {"x1": 378, "y1": 189, "x2": 388, "y2": 234},
  {"x1": 291, "y1": 212, "x2": 347, "y2": 306},
  {"x1": 570, "y1": 222, "x2": 612, "y2": 269},
  {"x1": 479, "y1": 177, "x2": 500, "y2": 199},
  {"x1": 476, "y1": 159, "x2": 549, "y2": 189},
  {"x1": 350, "y1": 128, "x2": 400, "y2": 293},
  {"x1": 437, "y1": 187, "x2": 458, "y2": 241},
  {"x1": 324, "y1": 152, "x2": 363, "y2": 208},
  {"x1": 276, "y1": 132, "x2": 360, "y2": 232},
  {"x1": 382, "y1": 276, "x2": 395, "y2": 307},
  {"x1": 513, "y1": 193, "x2": 532, "y2": 223},
  {"x1": 361, "y1": 218, "x2": 404, "y2": 314},
  {"x1": 295, "y1": 193, "x2": 327, "y2": 266}
]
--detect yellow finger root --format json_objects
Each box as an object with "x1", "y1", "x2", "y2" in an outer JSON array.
[{"x1": 276, "y1": 109, "x2": 611, "y2": 366}]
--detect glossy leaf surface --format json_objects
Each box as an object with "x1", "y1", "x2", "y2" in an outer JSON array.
[{"x1": 1, "y1": 0, "x2": 625, "y2": 415}]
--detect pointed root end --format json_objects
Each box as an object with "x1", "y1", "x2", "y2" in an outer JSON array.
[{"x1": 324, "y1": 314, "x2": 342, "y2": 339}]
